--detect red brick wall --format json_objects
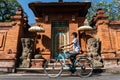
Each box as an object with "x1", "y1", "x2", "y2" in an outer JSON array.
[
  {"x1": 91, "y1": 9, "x2": 120, "y2": 67},
  {"x1": 0, "y1": 9, "x2": 25, "y2": 72}
]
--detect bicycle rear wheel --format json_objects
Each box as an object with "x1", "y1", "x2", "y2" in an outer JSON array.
[
  {"x1": 76, "y1": 57, "x2": 93, "y2": 77},
  {"x1": 44, "y1": 59, "x2": 63, "y2": 77}
]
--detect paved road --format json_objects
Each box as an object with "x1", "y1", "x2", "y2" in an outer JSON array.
[{"x1": 0, "y1": 73, "x2": 120, "y2": 80}]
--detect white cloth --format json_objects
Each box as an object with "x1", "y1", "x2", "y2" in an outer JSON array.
[{"x1": 72, "y1": 38, "x2": 80, "y2": 52}]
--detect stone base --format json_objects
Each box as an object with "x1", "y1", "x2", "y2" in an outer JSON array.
[
  {"x1": 101, "y1": 53, "x2": 115, "y2": 59},
  {"x1": 101, "y1": 53, "x2": 118, "y2": 68},
  {"x1": 31, "y1": 59, "x2": 45, "y2": 68},
  {"x1": 41, "y1": 52, "x2": 50, "y2": 60},
  {"x1": 103, "y1": 59, "x2": 117, "y2": 68},
  {"x1": 0, "y1": 59, "x2": 15, "y2": 72}
]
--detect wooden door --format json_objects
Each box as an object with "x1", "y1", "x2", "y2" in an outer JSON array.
[{"x1": 52, "y1": 21, "x2": 69, "y2": 58}]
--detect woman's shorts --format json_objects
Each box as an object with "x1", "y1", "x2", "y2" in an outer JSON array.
[{"x1": 65, "y1": 50, "x2": 80, "y2": 58}]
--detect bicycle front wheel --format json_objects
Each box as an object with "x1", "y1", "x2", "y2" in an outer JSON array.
[
  {"x1": 44, "y1": 59, "x2": 63, "y2": 78},
  {"x1": 76, "y1": 57, "x2": 93, "y2": 77}
]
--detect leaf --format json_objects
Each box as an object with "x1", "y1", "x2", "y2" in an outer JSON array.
[
  {"x1": 87, "y1": 0, "x2": 120, "y2": 22},
  {"x1": 0, "y1": 0, "x2": 21, "y2": 22}
]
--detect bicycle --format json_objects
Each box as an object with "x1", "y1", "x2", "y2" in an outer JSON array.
[{"x1": 44, "y1": 48, "x2": 93, "y2": 78}]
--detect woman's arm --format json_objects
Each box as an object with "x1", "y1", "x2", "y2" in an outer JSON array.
[
  {"x1": 61, "y1": 42, "x2": 73, "y2": 48},
  {"x1": 62, "y1": 45, "x2": 73, "y2": 50}
]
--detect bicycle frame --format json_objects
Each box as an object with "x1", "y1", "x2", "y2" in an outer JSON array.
[
  {"x1": 55, "y1": 52, "x2": 76, "y2": 70},
  {"x1": 44, "y1": 50, "x2": 93, "y2": 78}
]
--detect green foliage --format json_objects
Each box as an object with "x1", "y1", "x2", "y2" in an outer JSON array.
[
  {"x1": 87, "y1": 0, "x2": 120, "y2": 21},
  {"x1": 0, "y1": 0, "x2": 21, "y2": 22}
]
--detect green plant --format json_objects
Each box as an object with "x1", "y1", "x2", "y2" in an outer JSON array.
[{"x1": 0, "y1": 0, "x2": 21, "y2": 22}]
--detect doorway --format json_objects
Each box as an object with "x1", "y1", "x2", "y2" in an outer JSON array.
[{"x1": 52, "y1": 21, "x2": 69, "y2": 58}]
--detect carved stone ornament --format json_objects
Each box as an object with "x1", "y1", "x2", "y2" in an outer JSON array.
[
  {"x1": 19, "y1": 38, "x2": 34, "y2": 68},
  {"x1": 87, "y1": 38, "x2": 103, "y2": 67}
]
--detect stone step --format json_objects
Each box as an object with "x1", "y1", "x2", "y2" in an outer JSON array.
[
  {"x1": 16, "y1": 68, "x2": 71, "y2": 74},
  {"x1": 16, "y1": 67, "x2": 106, "y2": 74},
  {"x1": 28, "y1": 59, "x2": 72, "y2": 68},
  {"x1": 24, "y1": 59, "x2": 105, "y2": 69},
  {"x1": 16, "y1": 67, "x2": 105, "y2": 70}
]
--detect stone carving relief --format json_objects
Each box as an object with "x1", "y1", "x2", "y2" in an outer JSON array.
[
  {"x1": 0, "y1": 34, "x2": 4, "y2": 48},
  {"x1": 19, "y1": 38, "x2": 34, "y2": 68},
  {"x1": 0, "y1": 32, "x2": 7, "y2": 50},
  {"x1": 87, "y1": 38, "x2": 103, "y2": 67}
]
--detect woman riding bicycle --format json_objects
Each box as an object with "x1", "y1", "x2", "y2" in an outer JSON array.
[
  {"x1": 44, "y1": 32, "x2": 93, "y2": 77},
  {"x1": 60, "y1": 32, "x2": 82, "y2": 67}
]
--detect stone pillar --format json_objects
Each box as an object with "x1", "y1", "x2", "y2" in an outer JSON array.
[
  {"x1": 94, "y1": 9, "x2": 117, "y2": 68},
  {"x1": 0, "y1": 8, "x2": 25, "y2": 72},
  {"x1": 7, "y1": 8, "x2": 24, "y2": 54}
]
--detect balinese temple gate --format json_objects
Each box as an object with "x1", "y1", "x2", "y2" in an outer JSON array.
[{"x1": 27, "y1": 1, "x2": 91, "y2": 68}]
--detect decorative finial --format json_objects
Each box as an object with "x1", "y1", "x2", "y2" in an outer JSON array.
[{"x1": 84, "y1": 19, "x2": 89, "y2": 26}]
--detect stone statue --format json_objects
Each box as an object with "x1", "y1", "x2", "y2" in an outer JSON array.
[
  {"x1": 87, "y1": 38, "x2": 103, "y2": 67},
  {"x1": 19, "y1": 38, "x2": 34, "y2": 68}
]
